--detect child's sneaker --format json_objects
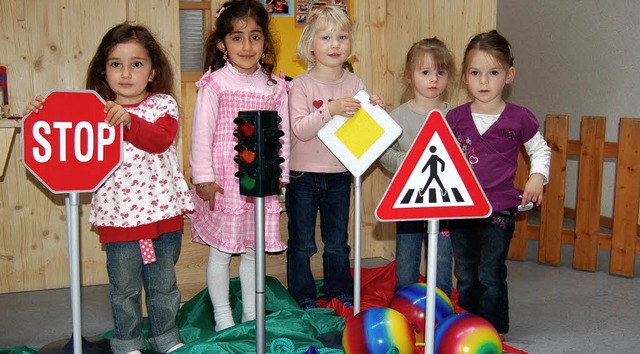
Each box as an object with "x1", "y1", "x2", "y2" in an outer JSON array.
[{"x1": 166, "y1": 343, "x2": 185, "y2": 353}]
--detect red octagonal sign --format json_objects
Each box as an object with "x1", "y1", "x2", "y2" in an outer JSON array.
[{"x1": 22, "y1": 89, "x2": 123, "y2": 194}]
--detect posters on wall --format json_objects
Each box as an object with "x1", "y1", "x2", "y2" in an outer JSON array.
[
  {"x1": 263, "y1": 0, "x2": 293, "y2": 16},
  {"x1": 294, "y1": 1, "x2": 350, "y2": 26}
]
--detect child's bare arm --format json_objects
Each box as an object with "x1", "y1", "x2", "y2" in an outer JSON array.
[
  {"x1": 328, "y1": 97, "x2": 361, "y2": 117},
  {"x1": 522, "y1": 173, "x2": 545, "y2": 206},
  {"x1": 369, "y1": 94, "x2": 385, "y2": 109},
  {"x1": 23, "y1": 95, "x2": 46, "y2": 115}
]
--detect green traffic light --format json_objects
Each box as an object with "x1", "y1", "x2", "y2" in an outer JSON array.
[{"x1": 238, "y1": 172, "x2": 256, "y2": 191}]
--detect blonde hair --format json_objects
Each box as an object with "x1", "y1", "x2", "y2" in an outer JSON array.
[
  {"x1": 401, "y1": 37, "x2": 456, "y2": 103},
  {"x1": 296, "y1": 6, "x2": 354, "y2": 65}
]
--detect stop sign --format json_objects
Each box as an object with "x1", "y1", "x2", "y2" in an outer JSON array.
[{"x1": 22, "y1": 89, "x2": 123, "y2": 194}]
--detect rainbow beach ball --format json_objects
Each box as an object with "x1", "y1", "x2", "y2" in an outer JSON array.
[
  {"x1": 434, "y1": 313, "x2": 503, "y2": 354},
  {"x1": 389, "y1": 283, "x2": 455, "y2": 344},
  {"x1": 343, "y1": 307, "x2": 416, "y2": 354}
]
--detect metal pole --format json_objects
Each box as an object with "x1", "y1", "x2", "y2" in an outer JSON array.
[
  {"x1": 353, "y1": 176, "x2": 362, "y2": 314},
  {"x1": 255, "y1": 197, "x2": 266, "y2": 354},
  {"x1": 425, "y1": 219, "x2": 440, "y2": 354},
  {"x1": 65, "y1": 192, "x2": 82, "y2": 354}
]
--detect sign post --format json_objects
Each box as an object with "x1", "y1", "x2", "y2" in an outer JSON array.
[
  {"x1": 375, "y1": 110, "x2": 491, "y2": 354},
  {"x1": 22, "y1": 89, "x2": 123, "y2": 354},
  {"x1": 318, "y1": 90, "x2": 402, "y2": 314},
  {"x1": 233, "y1": 110, "x2": 284, "y2": 354}
]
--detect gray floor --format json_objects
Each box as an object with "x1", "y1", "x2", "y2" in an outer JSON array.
[{"x1": 1, "y1": 245, "x2": 639, "y2": 353}]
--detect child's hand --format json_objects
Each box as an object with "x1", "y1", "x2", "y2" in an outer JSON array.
[
  {"x1": 196, "y1": 182, "x2": 224, "y2": 211},
  {"x1": 104, "y1": 101, "x2": 132, "y2": 128},
  {"x1": 369, "y1": 94, "x2": 385, "y2": 109},
  {"x1": 23, "y1": 95, "x2": 46, "y2": 115},
  {"x1": 522, "y1": 173, "x2": 545, "y2": 206},
  {"x1": 328, "y1": 97, "x2": 361, "y2": 117}
]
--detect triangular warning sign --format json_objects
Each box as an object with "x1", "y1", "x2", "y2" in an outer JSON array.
[{"x1": 375, "y1": 110, "x2": 491, "y2": 221}]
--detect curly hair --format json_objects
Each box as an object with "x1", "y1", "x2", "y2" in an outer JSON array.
[{"x1": 85, "y1": 22, "x2": 174, "y2": 101}]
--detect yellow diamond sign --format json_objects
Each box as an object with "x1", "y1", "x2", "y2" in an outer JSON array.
[
  {"x1": 335, "y1": 108, "x2": 384, "y2": 158},
  {"x1": 318, "y1": 90, "x2": 402, "y2": 177}
]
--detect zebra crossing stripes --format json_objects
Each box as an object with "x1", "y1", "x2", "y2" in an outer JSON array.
[{"x1": 400, "y1": 187, "x2": 465, "y2": 205}]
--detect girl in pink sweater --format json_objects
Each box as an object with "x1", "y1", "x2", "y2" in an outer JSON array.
[
  {"x1": 286, "y1": 5, "x2": 384, "y2": 310},
  {"x1": 188, "y1": 0, "x2": 290, "y2": 331}
]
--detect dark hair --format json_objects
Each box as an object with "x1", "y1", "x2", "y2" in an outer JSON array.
[
  {"x1": 85, "y1": 23, "x2": 175, "y2": 101},
  {"x1": 401, "y1": 37, "x2": 456, "y2": 103},
  {"x1": 204, "y1": 0, "x2": 277, "y2": 84},
  {"x1": 460, "y1": 29, "x2": 514, "y2": 85}
]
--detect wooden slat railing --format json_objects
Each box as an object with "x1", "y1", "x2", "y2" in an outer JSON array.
[{"x1": 509, "y1": 115, "x2": 640, "y2": 277}]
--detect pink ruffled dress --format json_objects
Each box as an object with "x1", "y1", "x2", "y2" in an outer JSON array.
[{"x1": 188, "y1": 63, "x2": 291, "y2": 253}]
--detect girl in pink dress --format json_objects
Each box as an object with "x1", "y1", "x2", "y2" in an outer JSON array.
[{"x1": 188, "y1": 0, "x2": 290, "y2": 331}]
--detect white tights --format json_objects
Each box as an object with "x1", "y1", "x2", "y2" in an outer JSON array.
[{"x1": 207, "y1": 247, "x2": 255, "y2": 331}]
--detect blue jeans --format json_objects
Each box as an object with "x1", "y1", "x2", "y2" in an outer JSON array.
[
  {"x1": 449, "y1": 209, "x2": 516, "y2": 334},
  {"x1": 286, "y1": 171, "x2": 353, "y2": 308},
  {"x1": 106, "y1": 231, "x2": 183, "y2": 354},
  {"x1": 395, "y1": 226, "x2": 453, "y2": 297}
]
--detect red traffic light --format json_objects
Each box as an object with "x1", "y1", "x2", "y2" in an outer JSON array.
[{"x1": 235, "y1": 119, "x2": 255, "y2": 137}]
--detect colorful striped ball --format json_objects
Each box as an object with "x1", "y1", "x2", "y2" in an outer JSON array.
[
  {"x1": 343, "y1": 307, "x2": 415, "y2": 354},
  {"x1": 434, "y1": 313, "x2": 503, "y2": 354},
  {"x1": 389, "y1": 283, "x2": 455, "y2": 344}
]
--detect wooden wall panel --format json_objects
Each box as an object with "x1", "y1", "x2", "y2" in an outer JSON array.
[{"x1": 0, "y1": 0, "x2": 180, "y2": 293}]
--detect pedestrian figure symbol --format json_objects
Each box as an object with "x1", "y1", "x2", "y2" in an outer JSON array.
[{"x1": 420, "y1": 145, "x2": 447, "y2": 197}]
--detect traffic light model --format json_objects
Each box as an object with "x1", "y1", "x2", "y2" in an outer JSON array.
[{"x1": 234, "y1": 110, "x2": 284, "y2": 197}]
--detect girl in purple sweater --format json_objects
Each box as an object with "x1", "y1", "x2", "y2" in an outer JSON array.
[{"x1": 445, "y1": 30, "x2": 550, "y2": 340}]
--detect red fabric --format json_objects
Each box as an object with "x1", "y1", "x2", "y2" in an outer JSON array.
[
  {"x1": 98, "y1": 215, "x2": 183, "y2": 243},
  {"x1": 315, "y1": 260, "x2": 528, "y2": 354},
  {"x1": 124, "y1": 114, "x2": 178, "y2": 153},
  {"x1": 139, "y1": 239, "x2": 157, "y2": 264}
]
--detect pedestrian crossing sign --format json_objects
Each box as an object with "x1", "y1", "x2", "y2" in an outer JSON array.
[{"x1": 375, "y1": 110, "x2": 491, "y2": 221}]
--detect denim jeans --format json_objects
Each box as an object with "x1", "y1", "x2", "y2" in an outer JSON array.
[
  {"x1": 106, "y1": 231, "x2": 183, "y2": 354},
  {"x1": 449, "y1": 209, "x2": 516, "y2": 334},
  {"x1": 286, "y1": 171, "x2": 353, "y2": 307},
  {"x1": 395, "y1": 228, "x2": 453, "y2": 297}
]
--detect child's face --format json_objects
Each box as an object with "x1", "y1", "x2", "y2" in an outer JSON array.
[
  {"x1": 105, "y1": 40, "x2": 155, "y2": 105},
  {"x1": 463, "y1": 49, "x2": 515, "y2": 106},
  {"x1": 310, "y1": 26, "x2": 351, "y2": 70},
  {"x1": 218, "y1": 17, "x2": 265, "y2": 74},
  {"x1": 410, "y1": 53, "x2": 449, "y2": 101}
]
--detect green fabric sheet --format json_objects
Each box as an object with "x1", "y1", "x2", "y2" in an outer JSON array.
[{"x1": 1, "y1": 277, "x2": 346, "y2": 354}]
